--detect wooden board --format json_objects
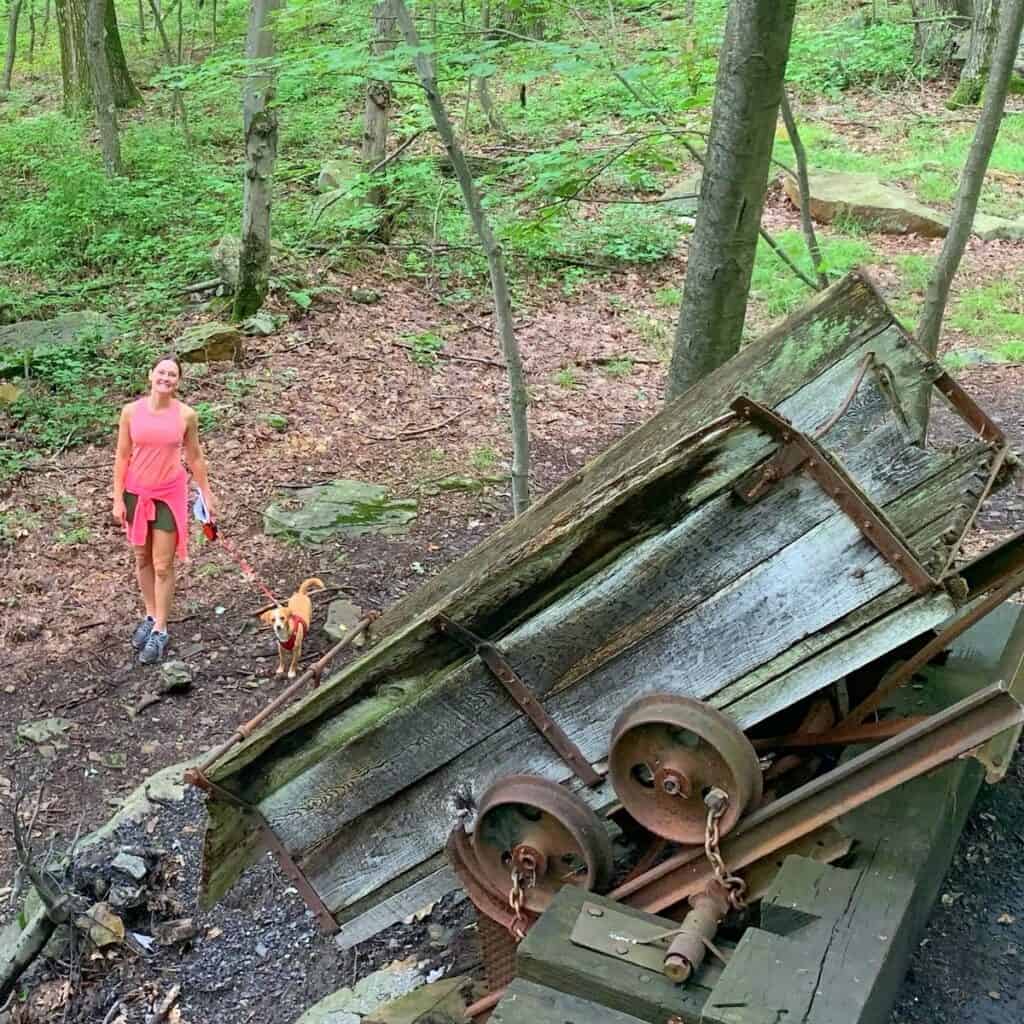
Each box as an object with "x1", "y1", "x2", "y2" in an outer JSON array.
[
  {"x1": 490, "y1": 979, "x2": 649, "y2": 1024},
  {"x1": 199, "y1": 270, "x2": 1008, "y2": 929},
  {"x1": 516, "y1": 886, "x2": 713, "y2": 1024}
]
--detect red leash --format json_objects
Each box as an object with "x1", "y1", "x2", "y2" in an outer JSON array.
[{"x1": 203, "y1": 520, "x2": 280, "y2": 605}]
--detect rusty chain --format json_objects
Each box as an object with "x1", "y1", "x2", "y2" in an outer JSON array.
[
  {"x1": 507, "y1": 866, "x2": 534, "y2": 942},
  {"x1": 703, "y1": 787, "x2": 747, "y2": 910}
]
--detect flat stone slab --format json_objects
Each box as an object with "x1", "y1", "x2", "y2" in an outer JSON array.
[
  {"x1": 783, "y1": 170, "x2": 1024, "y2": 240},
  {"x1": 295, "y1": 959, "x2": 424, "y2": 1024},
  {"x1": 264, "y1": 480, "x2": 417, "y2": 545},
  {"x1": 0, "y1": 313, "x2": 117, "y2": 378}
]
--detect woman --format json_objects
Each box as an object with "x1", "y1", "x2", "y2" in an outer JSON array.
[{"x1": 112, "y1": 355, "x2": 216, "y2": 664}]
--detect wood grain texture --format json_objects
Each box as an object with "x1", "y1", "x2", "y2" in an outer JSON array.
[{"x1": 491, "y1": 979, "x2": 650, "y2": 1024}]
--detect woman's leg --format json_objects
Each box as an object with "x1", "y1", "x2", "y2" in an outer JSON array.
[
  {"x1": 133, "y1": 532, "x2": 156, "y2": 618},
  {"x1": 151, "y1": 528, "x2": 178, "y2": 632}
]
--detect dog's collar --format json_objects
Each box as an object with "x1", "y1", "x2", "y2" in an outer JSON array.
[{"x1": 280, "y1": 613, "x2": 308, "y2": 651}]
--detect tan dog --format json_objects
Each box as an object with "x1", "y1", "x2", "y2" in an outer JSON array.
[{"x1": 260, "y1": 577, "x2": 325, "y2": 678}]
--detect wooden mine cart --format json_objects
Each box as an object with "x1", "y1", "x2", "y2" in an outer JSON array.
[{"x1": 188, "y1": 270, "x2": 1024, "y2": 1021}]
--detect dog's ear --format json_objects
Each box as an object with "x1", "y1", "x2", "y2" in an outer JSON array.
[{"x1": 259, "y1": 609, "x2": 274, "y2": 624}]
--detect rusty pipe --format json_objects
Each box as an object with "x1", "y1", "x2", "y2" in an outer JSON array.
[
  {"x1": 662, "y1": 885, "x2": 730, "y2": 984},
  {"x1": 187, "y1": 615, "x2": 374, "y2": 777}
]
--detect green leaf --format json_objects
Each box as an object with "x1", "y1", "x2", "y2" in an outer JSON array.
[{"x1": 288, "y1": 290, "x2": 312, "y2": 310}]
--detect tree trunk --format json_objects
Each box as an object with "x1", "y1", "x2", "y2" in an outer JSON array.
[
  {"x1": 28, "y1": 0, "x2": 35, "y2": 63},
  {"x1": 476, "y1": 0, "x2": 506, "y2": 134},
  {"x1": 148, "y1": 0, "x2": 190, "y2": 144},
  {"x1": 136, "y1": 0, "x2": 144, "y2": 42},
  {"x1": 393, "y1": 0, "x2": 531, "y2": 514},
  {"x1": 2, "y1": 0, "x2": 24, "y2": 93},
  {"x1": 41, "y1": 0, "x2": 49, "y2": 45},
  {"x1": 56, "y1": 0, "x2": 141, "y2": 110},
  {"x1": 666, "y1": 0, "x2": 798, "y2": 401},
  {"x1": 951, "y1": 0, "x2": 1002, "y2": 105},
  {"x1": 779, "y1": 89, "x2": 827, "y2": 290},
  {"x1": 233, "y1": 0, "x2": 280, "y2": 320},
  {"x1": 909, "y1": 0, "x2": 970, "y2": 62},
  {"x1": 916, "y1": 0, "x2": 1024, "y2": 426},
  {"x1": 85, "y1": 0, "x2": 123, "y2": 176},
  {"x1": 363, "y1": 0, "x2": 396, "y2": 213}
]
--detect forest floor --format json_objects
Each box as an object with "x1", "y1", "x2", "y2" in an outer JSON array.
[{"x1": 2, "y1": 64, "x2": 1024, "y2": 1024}]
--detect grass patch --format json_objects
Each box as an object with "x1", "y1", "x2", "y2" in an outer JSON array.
[
  {"x1": 949, "y1": 278, "x2": 1024, "y2": 344},
  {"x1": 749, "y1": 230, "x2": 875, "y2": 321}
]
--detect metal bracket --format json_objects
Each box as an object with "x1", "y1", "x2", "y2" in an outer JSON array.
[
  {"x1": 433, "y1": 615, "x2": 603, "y2": 787},
  {"x1": 931, "y1": 368, "x2": 1006, "y2": 447},
  {"x1": 731, "y1": 396, "x2": 935, "y2": 594},
  {"x1": 570, "y1": 901, "x2": 678, "y2": 973},
  {"x1": 184, "y1": 767, "x2": 339, "y2": 934}
]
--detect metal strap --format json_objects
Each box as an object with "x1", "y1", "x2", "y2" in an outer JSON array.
[
  {"x1": 434, "y1": 615, "x2": 603, "y2": 787},
  {"x1": 731, "y1": 396, "x2": 935, "y2": 594},
  {"x1": 184, "y1": 767, "x2": 339, "y2": 934}
]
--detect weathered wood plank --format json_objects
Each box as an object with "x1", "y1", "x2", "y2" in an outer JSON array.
[
  {"x1": 212, "y1": 273, "x2": 901, "y2": 781},
  {"x1": 516, "y1": 886, "x2": 711, "y2": 1024},
  {"x1": 491, "y1": 979, "x2": 650, "y2": 1024},
  {"x1": 332, "y1": 862, "x2": 460, "y2": 951}
]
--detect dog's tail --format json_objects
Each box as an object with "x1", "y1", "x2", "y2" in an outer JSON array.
[{"x1": 298, "y1": 577, "x2": 326, "y2": 595}]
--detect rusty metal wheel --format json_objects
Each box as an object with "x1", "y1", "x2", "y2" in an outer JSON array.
[
  {"x1": 609, "y1": 694, "x2": 762, "y2": 844},
  {"x1": 472, "y1": 775, "x2": 613, "y2": 913}
]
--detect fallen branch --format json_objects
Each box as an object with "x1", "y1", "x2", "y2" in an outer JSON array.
[
  {"x1": 390, "y1": 339, "x2": 506, "y2": 369},
  {"x1": 146, "y1": 984, "x2": 181, "y2": 1024},
  {"x1": 365, "y1": 408, "x2": 471, "y2": 442},
  {"x1": 176, "y1": 277, "x2": 222, "y2": 294}
]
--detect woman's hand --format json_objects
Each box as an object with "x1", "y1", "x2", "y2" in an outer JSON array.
[
  {"x1": 112, "y1": 496, "x2": 127, "y2": 525},
  {"x1": 203, "y1": 491, "x2": 218, "y2": 521}
]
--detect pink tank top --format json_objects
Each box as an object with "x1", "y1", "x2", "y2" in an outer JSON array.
[{"x1": 128, "y1": 398, "x2": 185, "y2": 488}]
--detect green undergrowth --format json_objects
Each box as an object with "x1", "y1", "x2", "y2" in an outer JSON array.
[
  {"x1": 748, "y1": 230, "x2": 875, "y2": 323},
  {"x1": 0, "y1": 0, "x2": 1020, "y2": 473}
]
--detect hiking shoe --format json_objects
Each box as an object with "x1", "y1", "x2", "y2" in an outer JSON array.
[
  {"x1": 138, "y1": 629, "x2": 169, "y2": 665},
  {"x1": 131, "y1": 615, "x2": 155, "y2": 651}
]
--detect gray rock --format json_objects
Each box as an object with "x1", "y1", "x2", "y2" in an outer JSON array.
[
  {"x1": 349, "y1": 287, "x2": 382, "y2": 305},
  {"x1": 0, "y1": 312, "x2": 117, "y2": 379},
  {"x1": 241, "y1": 311, "x2": 286, "y2": 336},
  {"x1": 317, "y1": 158, "x2": 359, "y2": 193},
  {"x1": 294, "y1": 958, "x2": 424, "y2": 1024},
  {"x1": 427, "y1": 923, "x2": 450, "y2": 949},
  {"x1": 159, "y1": 660, "x2": 194, "y2": 693},
  {"x1": 264, "y1": 480, "x2": 417, "y2": 545},
  {"x1": 176, "y1": 321, "x2": 243, "y2": 363},
  {"x1": 783, "y1": 170, "x2": 950, "y2": 237},
  {"x1": 17, "y1": 717, "x2": 74, "y2": 745},
  {"x1": 211, "y1": 235, "x2": 243, "y2": 290},
  {"x1": 662, "y1": 173, "x2": 703, "y2": 217},
  {"x1": 107, "y1": 882, "x2": 145, "y2": 909},
  {"x1": 324, "y1": 599, "x2": 366, "y2": 643},
  {"x1": 154, "y1": 918, "x2": 197, "y2": 946},
  {"x1": 111, "y1": 851, "x2": 148, "y2": 881},
  {"x1": 972, "y1": 212, "x2": 1024, "y2": 242}
]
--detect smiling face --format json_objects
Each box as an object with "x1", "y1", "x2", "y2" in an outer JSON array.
[{"x1": 150, "y1": 358, "x2": 181, "y2": 397}]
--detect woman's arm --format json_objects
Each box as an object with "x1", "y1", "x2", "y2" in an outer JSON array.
[
  {"x1": 112, "y1": 405, "x2": 132, "y2": 522},
  {"x1": 182, "y1": 407, "x2": 216, "y2": 516}
]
